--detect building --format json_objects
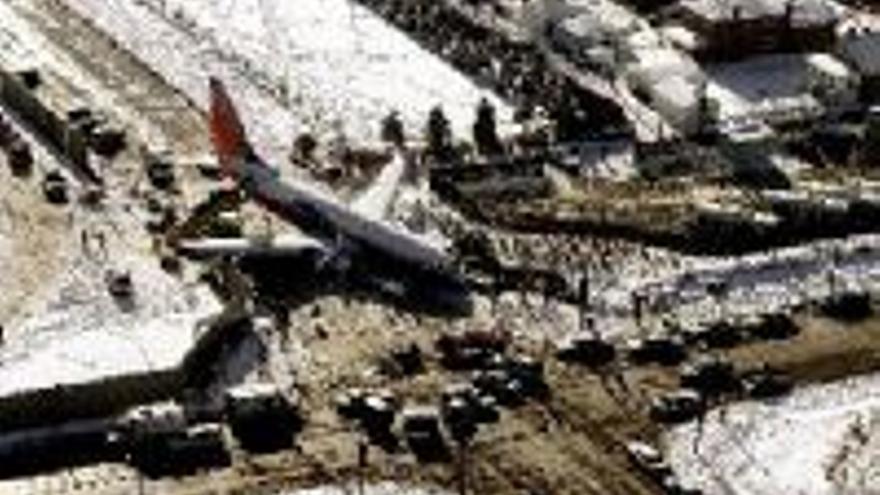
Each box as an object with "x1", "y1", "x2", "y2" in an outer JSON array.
[
  {"x1": 550, "y1": 13, "x2": 625, "y2": 74},
  {"x1": 623, "y1": 44, "x2": 710, "y2": 135},
  {"x1": 839, "y1": 29, "x2": 880, "y2": 103},
  {"x1": 804, "y1": 53, "x2": 860, "y2": 110},
  {"x1": 673, "y1": 0, "x2": 839, "y2": 60},
  {"x1": 544, "y1": 0, "x2": 644, "y2": 72},
  {"x1": 705, "y1": 53, "x2": 855, "y2": 133}
]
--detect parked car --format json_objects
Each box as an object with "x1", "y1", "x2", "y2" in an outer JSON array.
[
  {"x1": 649, "y1": 389, "x2": 704, "y2": 424},
  {"x1": 679, "y1": 357, "x2": 740, "y2": 397},
  {"x1": 7, "y1": 138, "x2": 32, "y2": 176},
  {"x1": 695, "y1": 321, "x2": 743, "y2": 349},
  {"x1": 741, "y1": 366, "x2": 792, "y2": 399},
  {"x1": 105, "y1": 269, "x2": 134, "y2": 299},
  {"x1": 441, "y1": 382, "x2": 498, "y2": 444},
  {"x1": 625, "y1": 440, "x2": 672, "y2": 481},
  {"x1": 748, "y1": 312, "x2": 799, "y2": 341},
  {"x1": 42, "y1": 170, "x2": 68, "y2": 204},
  {"x1": 556, "y1": 336, "x2": 616, "y2": 367},
  {"x1": 401, "y1": 406, "x2": 447, "y2": 462},
  {"x1": 820, "y1": 290, "x2": 872, "y2": 321},
  {"x1": 627, "y1": 336, "x2": 686, "y2": 366}
]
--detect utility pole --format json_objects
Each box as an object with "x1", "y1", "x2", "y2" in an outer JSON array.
[
  {"x1": 357, "y1": 436, "x2": 368, "y2": 495},
  {"x1": 457, "y1": 440, "x2": 468, "y2": 495},
  {"x1": 578, "y1": 264, "x2": 590, "y2": 333}
]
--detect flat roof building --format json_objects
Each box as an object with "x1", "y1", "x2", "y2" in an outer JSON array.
[
  {"x1": 673, "y1": 0, "x2": 841, "y2": 60},
  {"x1": 839, "y1": 28, "x2": 880, "y2": 102}
]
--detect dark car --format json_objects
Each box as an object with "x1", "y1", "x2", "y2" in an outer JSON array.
[
  {"x1": 401, "y1": 406, "x2": 447, "y2": 462},
  {"x1": 42, "y1": 170, "x2": 68, "y2": 204},
  {"x1": 556, "y1": 336, "x2": 616, "y2": 367},
  {"x1": 820, "y1": 290, "x2": 872, "y2": 321},
  {"x1": 741, "y1": 366, "x2": 792, "y2": 399},
  {"x1": 441, "y1": 383, "x2": 499, "y2": 427},
  {"x1": 696, "y1": 321, "x2": 743, "y2": 349},
  {"x1": 627, "y1": 336, "x2": 687, "y2": 366},
  {"x1": 748, "y1": 312, "x2": 799, "y2": 341},
  {"x1": 105, "y1": 270, "x2": 134, "y2": 299},
  {"x1": 649, "y1": 389, "x2": 705, "y2": 424},
  {"x1": 679, "y1": 357, "x2": 740, "y2": 397},
  {"x1": 8, "y1": 138, "x2": 33, "y2": 177}
]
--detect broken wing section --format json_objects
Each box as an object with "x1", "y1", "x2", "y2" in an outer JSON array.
[
  {"x1": 177, "y1": 233, "x2": 328, "y2": 259},
  {"x1": 349, "y1": 151, "x2": 407, "y2": 221}
]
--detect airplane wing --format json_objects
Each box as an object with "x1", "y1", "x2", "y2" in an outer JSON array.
[
  {"x1": 349, "y1": 151, "x2": 407, "y2": 221},
  {"x1": 177, "y1": 233, "x2": 328, "y2": 259}
]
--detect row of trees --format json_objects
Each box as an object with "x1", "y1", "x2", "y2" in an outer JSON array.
[
  {"x1": 290, "y1": 99, "x2": 504, "y2": 167},
  {"x1": 381, "y1": 98, "x2": 503, "y2": 161}
]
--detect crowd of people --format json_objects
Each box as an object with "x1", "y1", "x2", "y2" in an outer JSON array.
[{"x1": 356, "y1": 0, "x2": 631, "y2": 143}]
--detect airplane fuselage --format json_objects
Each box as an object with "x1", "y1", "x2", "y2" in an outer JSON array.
[{"x1": 239, "y1": 158, "x2": 453, "y2": 275}]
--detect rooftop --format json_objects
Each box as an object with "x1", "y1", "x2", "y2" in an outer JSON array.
[
  {"x1": 840, "y1": 30, "x2": 880, "y2": 76},
  {"x1": 678, "y1": 0, "x2": 840, "y2": 26}
]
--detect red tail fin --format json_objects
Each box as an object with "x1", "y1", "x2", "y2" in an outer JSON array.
[{"x1": 209, "y1": 78, "x2": 249, "y2": 179}]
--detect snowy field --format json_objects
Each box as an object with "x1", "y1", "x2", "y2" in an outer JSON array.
[
  {"x1": 0, "y1": 150, "x2": 222, "y2": 395},
  {"x1": 0, "y1": 249, "x2": 220, "y2": 396},
  {"x1": 665, "y1": 372, "x2": 880, "y2": 495},
  {"x1": 0, "y1": 0, "x2": 223, "y2": 396},
  {"x1": 66, "y1": 0, "x2": 511, "y2": 163},
  {"x1": 0, "y1": 0, "x2": 195, "y2": 153}
]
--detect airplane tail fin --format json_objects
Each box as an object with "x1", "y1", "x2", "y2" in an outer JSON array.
[{"x1": 209, "y1": 77, "x2": 251, "y2": 179}]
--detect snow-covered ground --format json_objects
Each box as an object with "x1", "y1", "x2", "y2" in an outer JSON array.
[
  {"x1": 0, "y1": 140, "x2": 221, "y2": 396},
  {"x1": 66, "y1": 0, "x2": 511, "y2": 164},
  {"x1": 0, "y1": 247, "x2": 220, "y2": 396},
  {"x1": 665, "y1": 372, "x2": 880, "y2": 495},
  {"x1": 0, "y1": 0, "x2": 191, "y2": 154},
  {"x1": 0, "y1": 0, "x2": 223, "y2": 398}
]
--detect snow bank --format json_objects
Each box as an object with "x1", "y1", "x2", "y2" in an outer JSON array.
[{"x1": 665, "y1": 372, "x2": 880, "y2": 495}]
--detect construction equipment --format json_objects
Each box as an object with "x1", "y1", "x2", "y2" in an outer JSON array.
[
  {"x1": 224, "y1": 383, "x2": 302, "y2": 452},
  {"x1": 400, "y1": 405, "x2": 447, "y2": 462}
]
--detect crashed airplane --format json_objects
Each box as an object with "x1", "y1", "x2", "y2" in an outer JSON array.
[{"x1": 178, "y1": 79, "x2": 471, "y2": 311}]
